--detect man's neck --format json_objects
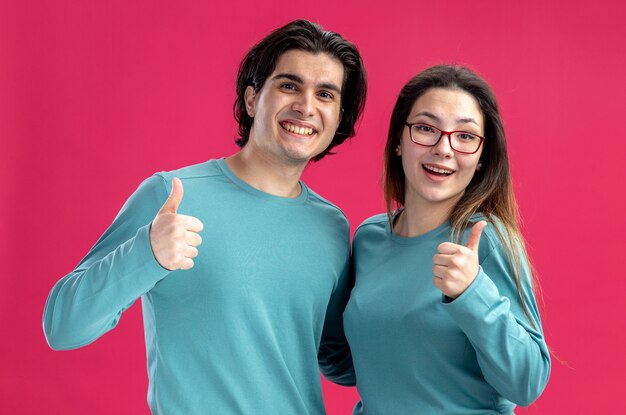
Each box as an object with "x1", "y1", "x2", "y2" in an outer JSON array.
[{"x1": 225, "y1": 147, "x2": 307, "y2": 198}]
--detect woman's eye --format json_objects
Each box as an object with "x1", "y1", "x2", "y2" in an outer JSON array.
[
  {"x1": 319, "y1": 91, "x2": 333, "y2": 100},
  {"x1": 281, "y1": 83, "x2": 296, "y2": 91},
  {"x1": 457, "y1": 133, "x2": 478, "y2": 141},
  {"x1": 416, "y1": 125, "x2": 434, "y2": 133}
]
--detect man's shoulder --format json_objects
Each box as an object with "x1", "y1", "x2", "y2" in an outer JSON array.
[
  {"x1": 154, "y1": 158, "x2": 224, "y2": 184},
  {"x1": 303, "y1": 185, "x2": 349, "y2": 224}
]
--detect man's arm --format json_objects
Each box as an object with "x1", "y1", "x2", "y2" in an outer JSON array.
[
  {"x1": 318, "y1": 254, "x2": 355, "y2": 386},
  {"x1": 42, "y1": 175, "x2": 200, "y2": 350}
]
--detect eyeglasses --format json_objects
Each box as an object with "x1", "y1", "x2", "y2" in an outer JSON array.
[{"x1": 404, "y1": 122, "x2": 485, "y2": 154}]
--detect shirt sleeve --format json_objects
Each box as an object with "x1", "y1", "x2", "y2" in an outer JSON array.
[
  {"x1": 318, "y1": 245, "x2": 356, "y2": 386},
  {"x1": 42, "y1": 175, "x2": 172, "y2": 350},
  {"x1": 442, "y1": 229, "x2": 551, "y2": 406}
]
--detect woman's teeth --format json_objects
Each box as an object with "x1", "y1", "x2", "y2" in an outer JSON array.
[
  {"x1": 281, "y1": 122, "x2": 314, "y2": 136},
  {"x1": 423, "y1": 165, "x2": 453, "y2": 175}
]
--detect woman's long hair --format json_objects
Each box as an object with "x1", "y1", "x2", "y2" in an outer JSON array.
[{"x1": 384, "y1": 65, "x2": 538, "y2": 325}]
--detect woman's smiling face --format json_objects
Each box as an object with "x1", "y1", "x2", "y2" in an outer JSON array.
[{"x1": 398, "y1": 87, "x2": 484, "y2": 210}]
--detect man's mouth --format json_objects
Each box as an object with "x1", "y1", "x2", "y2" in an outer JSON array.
[
  {"x1": 422, "y1": 164, "x2": 454, "y2": 176},
  {"x1": 280, "y1": 121, "x2": 316, "y2": 136}
]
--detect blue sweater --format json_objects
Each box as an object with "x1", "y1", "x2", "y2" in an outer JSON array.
[
  {"x1": 344, "y1": 214, "x2": 550, "y2": 414},
  {"x1": 43, "y1": 158, "x2": 353, "y2": 414}
]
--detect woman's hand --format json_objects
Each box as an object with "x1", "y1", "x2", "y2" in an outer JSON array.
[{"x1": 432, "y1": 221, "x2": 487, "y2": 299}]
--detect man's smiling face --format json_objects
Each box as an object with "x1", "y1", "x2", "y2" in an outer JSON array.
[{"x1": 244, "y1": 49, "x2": 344, "y2": 166}]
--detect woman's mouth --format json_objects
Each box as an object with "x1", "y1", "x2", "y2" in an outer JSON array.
[{"x1": 422, "y1": 164, "x2": 454, "y2": 176}]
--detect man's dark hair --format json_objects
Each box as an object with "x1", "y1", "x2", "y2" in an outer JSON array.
[{"x1": 233, "y1": 19, "x2": 367, "y2": 161}]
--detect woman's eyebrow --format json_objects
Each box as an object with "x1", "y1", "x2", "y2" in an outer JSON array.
[
  {"x1": 456, "y1": 117, "x2": 480, "y2": 126},
  {"x1": 412, "y1": 111, "x2": 440, "y2": 122},
  {"x1": 412, "y1": 111, "x2": 479, "y2": 126}
]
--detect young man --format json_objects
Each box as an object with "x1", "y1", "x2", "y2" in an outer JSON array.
[{"x1": 43, "y1": 20, "x2": 366, "y2": 414}]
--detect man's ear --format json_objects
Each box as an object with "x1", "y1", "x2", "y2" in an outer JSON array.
[{"x1": 244, "y1": 86, "x2": 256, "y2": 117}]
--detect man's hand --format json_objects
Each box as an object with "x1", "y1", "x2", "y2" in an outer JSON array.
[
  {"x1": 150, "y1": 178, "x2": 203, "y2": 270},
  {"x1": 432, "y1": 221, "x2": 486, "y2": 299}
]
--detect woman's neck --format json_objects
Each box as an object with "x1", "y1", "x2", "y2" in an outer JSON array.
[
  {"x1": 394, "y1": 193, "x2": 460, "y2": 237},
  {"x1": 394, "y1": 206, "x2": 449, "y2": 238}
]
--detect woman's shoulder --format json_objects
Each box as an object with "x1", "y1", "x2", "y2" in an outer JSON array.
[
  {"x1": 354, "y1": 213, "x2": 389, "y2": 238},
  {"x1": 469, "y1": 213, "x2": 511, "y2": 256}
]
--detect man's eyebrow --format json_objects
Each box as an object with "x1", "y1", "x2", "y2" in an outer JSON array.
[
  {"x1": 412, "y1": 111, "x2": 479, "y2": 126},
  {"x1": 271, "y1": 73, "x2": 342, "y2": 94},
  {"x1": 272, "y1": 73, "x2": 304, "y2": 84},
  {"x1": 318, "y1": 82, "x2": 342, "y2": 94}
]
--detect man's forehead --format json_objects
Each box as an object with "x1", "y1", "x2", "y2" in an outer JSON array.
[
  {"x1": 270, "y1": 50, "x2": 344, "y2": 88},
  {"x1": 273, "y1": 50, "x2": 343, "y2": 69}
]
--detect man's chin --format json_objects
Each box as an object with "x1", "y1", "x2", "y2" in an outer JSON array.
[{"x1": 279, "y1": 146, "x2": 320, "y2": 165}]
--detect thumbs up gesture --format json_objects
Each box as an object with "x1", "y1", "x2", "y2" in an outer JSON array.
[
  {"x1": 149, "y1": 178, "x2": 204, "y2": 270},
  {"x1": 432, "y1": 221, "x2": 487, "y2": 299}
]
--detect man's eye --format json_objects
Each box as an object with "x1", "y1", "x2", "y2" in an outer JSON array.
[
  {"x1": 281, "y1": 83, "x2": 297, "y2": 91},
  {"x1": 318, "y1": 91, "x2": 334, "y2": 100}
]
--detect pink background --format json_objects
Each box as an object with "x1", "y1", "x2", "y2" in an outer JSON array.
[{"x1": 2, "y1": 0, "x2": 625, "y2": 413}]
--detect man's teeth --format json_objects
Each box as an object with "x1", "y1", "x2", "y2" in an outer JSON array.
[
  {"x1": 424, "y1": 165, "x2": 453, "y2": 174},
  {"x1": 282, "y1": 122, "x2": 314, "y2": 136}
]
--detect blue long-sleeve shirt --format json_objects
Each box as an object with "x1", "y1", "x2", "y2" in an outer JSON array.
[
  {"x1": 43, "y1": 158, "x2": 353, "y2": 414},
  {"x1": 344, "y1": 214, "x2": 550, "y2": 414}
]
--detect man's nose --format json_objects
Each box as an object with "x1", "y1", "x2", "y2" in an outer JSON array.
[{"x1": 292, "y1": 92, "x2": 315, "y2": 116}]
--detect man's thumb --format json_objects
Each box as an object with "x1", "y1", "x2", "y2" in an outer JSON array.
[{"x1": 159, "y1": 177, "x2": 184, "y2": 214}]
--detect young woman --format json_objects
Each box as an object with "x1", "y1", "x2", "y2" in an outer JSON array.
[{"x1": 343, "y1": 65, "x2": 550, "y2": 414}]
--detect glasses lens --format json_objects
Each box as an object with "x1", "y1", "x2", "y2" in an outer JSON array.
[
  {"x1": 451, "y1": 132, "x2": 481, "y2": 153},
  {"x1": 411, "y1": 124, "x2": 440, "y2": 145}
]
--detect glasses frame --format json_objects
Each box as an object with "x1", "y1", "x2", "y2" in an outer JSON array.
[{"x1": 404, "y1": 122, "x2": 485, "y2": 154}]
